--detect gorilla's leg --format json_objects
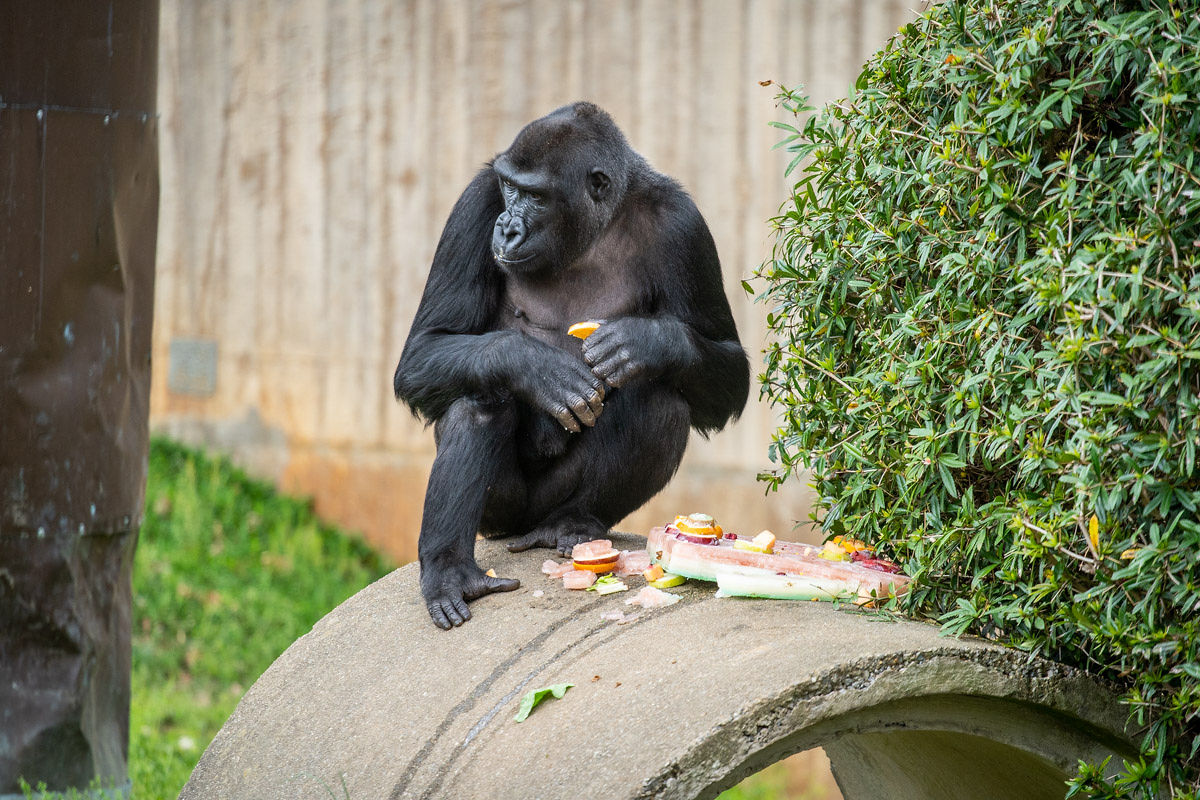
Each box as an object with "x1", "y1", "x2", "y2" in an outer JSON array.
[
  {"x1": 419, "y1": 397, "x2": 522, "y2": 629},
  {"x1": 506, "y1": 384, "x2": 691, "y2": 556}
]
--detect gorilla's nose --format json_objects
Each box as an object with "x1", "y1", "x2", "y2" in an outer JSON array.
[{"x1": 497, "y1": 215, "x2": 526, "y2": 250}]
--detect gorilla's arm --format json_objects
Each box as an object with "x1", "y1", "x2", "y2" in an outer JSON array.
[
  {"x1": 394, "y1": 169, "x2": 605, "y2": 431},
  {"x1": 583, "y1": 193, "x2": 750, "y2": 435}
]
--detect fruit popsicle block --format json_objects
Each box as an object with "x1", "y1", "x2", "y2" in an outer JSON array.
[
  {"x1": 646, "y1": 526, "x2": 909, "y2": 601},
  {"x1": 714, "y1": 571, "x2": 854, "y2": 602}
]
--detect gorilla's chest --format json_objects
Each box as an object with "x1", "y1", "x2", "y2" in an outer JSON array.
[{"x1": 498, "y1": 265, "x2": 644, "y2": 348}]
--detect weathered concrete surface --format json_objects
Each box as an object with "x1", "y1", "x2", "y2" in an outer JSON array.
[{"x1": 180, "y1": 534, "x2": 1135, "y2": 800}]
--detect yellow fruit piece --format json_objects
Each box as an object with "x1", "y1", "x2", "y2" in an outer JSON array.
[
  {"x1": 752, "y1": 530, "x2": 776, "y2": 553},
  {"x1": 819, "y1": 540, "x2": 849, "y2": 561},
  {"x1": 643, "y1": 565, "x2": 665, "y2": 582},
  {"x1": 1088, "y1": 515, "x2": 1100, "y2": 552},
  {"x1": 567, "y1": 321, "x2": 602, "y2": 340},
  {"x1": 732, "y1": 540, "x2": 765, "y2": 553},
  {"x1": 1120, "y1": 548, "x2": 1140, "y2": 560}
]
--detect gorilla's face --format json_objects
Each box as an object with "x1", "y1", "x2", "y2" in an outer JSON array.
[
  {"x1": 490, "y1": 115, "x2": 621, "y2": 277},
  {"x1": 490, "y1": 161, "x2": 561, "y2": 275}
]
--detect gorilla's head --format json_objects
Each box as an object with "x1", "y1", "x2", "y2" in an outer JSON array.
[{"x1": 490, "y1": 102, "x2": 632, "y2": 275}]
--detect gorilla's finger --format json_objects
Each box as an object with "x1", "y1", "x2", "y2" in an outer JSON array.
[
  {"x1": 482, "y1": 575, "x2": 521, "y2": 594},
  {"x1": 557, "y1": 539, "x2": 583, "y2": 557},
  {"x1": 586, "y1": 391, "x2": 604, "y2": 418},
  {"x1": 507, "y1": 528, "x2": 558, "y2": 552},
  {"x1": 428, "y1": 602, "x2": 453, "y2": 630},
  {"x1": 546, "y1": 402, "x2": 581, "y2": 432},
  {"x1": 570, "y1": 396, "x2": 597, "y2": 427},
  {"x1": 450, "y1": 597, "x2": 471, "y2": 624},
  {"x1": 609, "y1": 363, "x2": 641, "y2": 388},
  {"x1": 602, "y1": 363, "x2": 638, "y2": 388},
  {"x1": 582, "y1": 335, "x2": 619, "y2": 365},
  {"x1": 590, "y1": 356, "x2": 625, "y2": 384}
]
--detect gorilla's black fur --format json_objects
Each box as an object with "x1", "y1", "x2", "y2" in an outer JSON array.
[{"x1": 394, "y1": 103, "x2": 749, "y2": 628}]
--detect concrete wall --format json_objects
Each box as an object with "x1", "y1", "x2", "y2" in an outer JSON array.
[{"x1": 152, "y1": 0, "x2": 921, "y2": 562}]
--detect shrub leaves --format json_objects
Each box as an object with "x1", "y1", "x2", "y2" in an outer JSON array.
[{"x1": 756, "y1": 1, "x2": 1200, "y2": 796}]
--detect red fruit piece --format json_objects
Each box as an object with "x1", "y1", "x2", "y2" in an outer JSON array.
[{"x1": 858, "y1": 557, "x2": 902, "y2": 574}]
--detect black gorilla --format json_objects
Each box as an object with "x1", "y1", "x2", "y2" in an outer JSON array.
[{"x1": 394, "y1": 102, "x2": 749, "y2": 629}]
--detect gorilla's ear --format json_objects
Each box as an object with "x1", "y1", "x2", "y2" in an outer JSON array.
[{"x1": 587, "y1": 169, "x2": 611, "y2": 202}]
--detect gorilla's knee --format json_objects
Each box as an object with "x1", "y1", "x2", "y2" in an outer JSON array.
[{"x1": 434, "y1": 397, "x2": 517, "y2": 447}]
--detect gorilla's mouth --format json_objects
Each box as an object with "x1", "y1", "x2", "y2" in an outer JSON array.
[{"x1": 493, "y1": 250, "x2": 537, "y2": 266}]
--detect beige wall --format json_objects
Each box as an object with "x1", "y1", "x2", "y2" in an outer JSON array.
[{"x1": 152, "y1": 0, "x2": 920, "y2": 562}]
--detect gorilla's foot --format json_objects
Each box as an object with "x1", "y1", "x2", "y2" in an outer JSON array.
[
  {"x1": 420, "y1": 559, "x2": 520, "y2": 630},
  {"x1": 506, "y1": 514, "x2": 608, "y2": 558}
]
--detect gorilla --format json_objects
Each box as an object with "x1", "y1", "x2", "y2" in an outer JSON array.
[{"x1": 394, "y1": 102, "x2": 749, "y2": 629}]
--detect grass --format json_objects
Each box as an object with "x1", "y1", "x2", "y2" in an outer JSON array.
[
  {"x1": 119, "y1": 437, "x2": 829, "y2": 798},
  {"x1": 128, "y1": 438, "x2": 392, "y2": 797}
]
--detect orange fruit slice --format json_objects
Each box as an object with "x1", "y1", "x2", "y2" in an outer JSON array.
[
  {"x1": 567, "y1": 321, "x2": 602, "y2": 340},
  {"x1": 572, "y1": 560, "x2": 618, "y2": 574}
]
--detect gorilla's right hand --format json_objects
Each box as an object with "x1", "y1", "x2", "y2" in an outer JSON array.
[
  {"x1": 421, "y1": 558, "x2": 520, "y2": 629},
  {"x1": 503, "y1": 342, "x2": 606, "y2": 432}
]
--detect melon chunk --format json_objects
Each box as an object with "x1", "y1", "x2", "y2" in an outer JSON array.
[
  {"x1": 562, "y1": 570, "x2": 597, "y2": 590},
  {"x1": 542, "y1": 560, "x2": 575, "y2": 578},
  {"x1": 715, "y1": 571, "x2": 854, "y2": 601},
  {"x1": 625, "y1": 586, "x2": 681, "y2": 608}
]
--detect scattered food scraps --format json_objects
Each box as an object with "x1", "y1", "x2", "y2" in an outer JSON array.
[
  {"x1": 649, "y1": 573, "x2": 685, "y2": 589},
  {"x1": 542, "y1": 560, "x2": 575, "y2": 578},
  {"x1": 514, "y1": 683, "x2": 574, "y2": 722},
  {"x1": 587, "y1": 574, "x2": 629, "y2": 595},
  {"x1": 625, "y1": 586, "x2": 681, "y2": 608},
  {"x1": 572, "y1": 539, "x2": 620, "y2": 574},
  {"x1": 615, "y1": 549, "x2": 652, "y2": 576},
  {"x1": 562, "y1": 570, "x2": 597, "y2": 590},
  {"x1": 648, "y1": 514, "x2": 909, "y2": 602}
]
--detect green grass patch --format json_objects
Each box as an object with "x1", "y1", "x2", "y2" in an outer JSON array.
[{"x1": 129, "y1": 438, "x2": 393, "y2": 797}]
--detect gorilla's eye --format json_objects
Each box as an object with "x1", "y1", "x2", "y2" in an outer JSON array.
[{"x1": 526, "y1": 191, "x2": 546, "y2": 208}]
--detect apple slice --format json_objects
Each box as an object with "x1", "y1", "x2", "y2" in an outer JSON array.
[
  {"x1": 650, "y1": 573, "x2": 685, "y2": 589},
  {"x1": 671, "y1": 529, "x2": 719, "y2": 545}
]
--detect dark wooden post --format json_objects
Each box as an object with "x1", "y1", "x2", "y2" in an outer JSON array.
[{"x1": 0, "y1": 3, "x2": 159, "y2": 794}]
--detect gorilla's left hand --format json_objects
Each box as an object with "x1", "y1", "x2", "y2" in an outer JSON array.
[{"x1": 582, "y1": 317, "x2": 697, "y2": 388}]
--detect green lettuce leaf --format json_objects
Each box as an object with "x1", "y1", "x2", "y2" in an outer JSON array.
[{"x1": 513, "y1": 682, "x2": 574, "y2": 723}]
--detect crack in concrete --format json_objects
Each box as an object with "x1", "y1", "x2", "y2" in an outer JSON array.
[
  {"x1": 421, "y1": 591, "x2": 712, "y2": 800},
  {"x1": 387, "y1": 594, "x2": 610, "y2": 800}
]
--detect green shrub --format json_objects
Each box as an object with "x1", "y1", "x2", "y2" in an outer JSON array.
[{"x1": 755, "y1": 1, "x2": 1200, "y2": 796}]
